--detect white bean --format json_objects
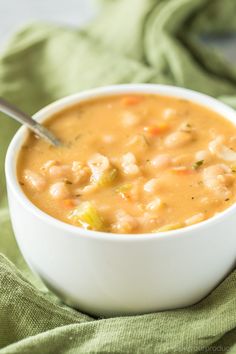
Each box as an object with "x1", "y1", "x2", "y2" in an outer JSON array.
[
  {"x1": 88, "y1": 153, "x2": 110, "y2": 173},
  {"x1": 49, "y1": 165, "x2": 71, "y2": 178},
  {"x1": 209, "y1": 136, "x2": 236, "y2": 161},
  {"x1": 49, "y1": 182, "x2": 71, "y2": 200},
  {"x1": 162, "y1": 108, "x2": 176, "y2": 120},
  {"x1": 165, "y1": 131, "x2": 192, "y2": 148},
  {"x1": 122, "y1": 152, "x2": 136, "y2": 164},
  {"x1": 121, "y1": 152, "x2": 140, "y2": 176},
  {"x1": 202, "y1": 164, "x2": 233, "y2": 200},
  {"x1": 195, "y1": 150, "x2": 211, "y2": 162},
  {"x1": 71, "y1": 161, "x2": 90, "y2": 183},
  {"x1": 121, "y1": 111, "x2": 140, "y2": 127},
  {"x1": 41, "y1": 160, "x2": 58, "y2": 172},
  {"x1": 112, "y1": 210, "x2": 138, "y2": 233},
  {"x1": 144, "y1": 178, "x2": 159, "y2": 193},
  {"x1": 151, "y1": 154, "x2": 171, "y2": 169},
  {"x1": 123, "y1": 164, "x2": 140, "y2": 175},
  {"x1": 23, "y1": 170, "x2": 46, "y2": 192},
  {"x1": 146, "y1": 197, "x2": 162, "y2": 211}
]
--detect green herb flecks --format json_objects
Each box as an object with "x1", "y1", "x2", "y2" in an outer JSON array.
[
  {"x1": 64, "y1": 179, "x2": 73, "y2": 185},
  {"x1": 192, "y1": 160, "x2": 204, "y2": 170}
]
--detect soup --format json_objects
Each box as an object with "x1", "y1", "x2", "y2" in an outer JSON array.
[{"x1": 17, "y1": 94, "x2": 236, "y2": 234}]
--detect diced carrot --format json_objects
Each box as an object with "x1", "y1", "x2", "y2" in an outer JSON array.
[
  {"x1": 62, "y1": 199, "x2": 76, "y2": 209},
  {"x1": 121, "y1": 95, "x2": 143, "y2": 106},
  {"x1": 170, "y1": 167, "x2": 194, "y2": 175},
  {"x1": 143, "y1": 123, "x2": 168, "y2": 135}
]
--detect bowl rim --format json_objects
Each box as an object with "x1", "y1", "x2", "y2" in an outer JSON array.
[{"x1": 5, "y1": 83, "x2": 236, "y2": 241}]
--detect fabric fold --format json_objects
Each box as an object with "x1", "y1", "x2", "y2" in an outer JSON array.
[
  {"x1": 1, "y1": 255, "x2": 236, "y2": 353},
  {"x1": 1, "y1": 0, "x2": 236, "y2": 352}
]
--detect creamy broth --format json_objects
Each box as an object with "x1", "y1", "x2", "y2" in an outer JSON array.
[{"x1": 17, "y1": 94, "x2": 236, "y2": 234}]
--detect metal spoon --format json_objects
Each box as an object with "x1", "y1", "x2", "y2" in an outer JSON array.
[{"x1": 0, "y1": 97, "x2": 62, "y2": 147}]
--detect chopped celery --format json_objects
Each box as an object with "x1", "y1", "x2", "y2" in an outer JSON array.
[
  {"x1": 91, "y1": 168, "x2": 118, "y2": 187},
  {"x1": 68, "y1": 202, "x2": 105, "y2": 231},
  {"x1": 115, "y1": 183, "x2": 132, "y2": 197},
  {"x1": 192, "y1": 160, "x2": 204, "y2": 170}
]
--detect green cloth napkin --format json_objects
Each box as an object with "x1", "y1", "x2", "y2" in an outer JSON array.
[{"x1": 1, "y1": 0, "x2": 236, "y2": 353}]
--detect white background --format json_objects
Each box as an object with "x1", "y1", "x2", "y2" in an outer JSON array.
[{"x1": 0, "y1": 0, "x2": 96, "y2": 49}]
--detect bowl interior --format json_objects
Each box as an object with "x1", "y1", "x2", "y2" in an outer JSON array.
[{"x1": 5, "y1": 84, "x2": 236, "y2": 240}]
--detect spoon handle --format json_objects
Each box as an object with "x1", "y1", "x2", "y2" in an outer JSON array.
[{"x1": 0, "y1": 97, "x2": 62, "y2": 146}]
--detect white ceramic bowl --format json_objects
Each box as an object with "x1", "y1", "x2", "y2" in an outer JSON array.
[{"x1": 5, "y1": 84, "x2": 236, "y2": 317}]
